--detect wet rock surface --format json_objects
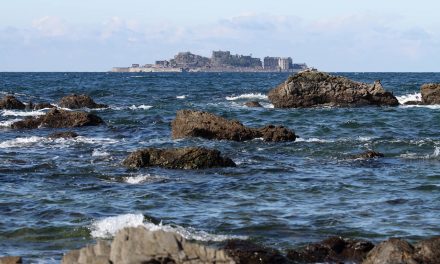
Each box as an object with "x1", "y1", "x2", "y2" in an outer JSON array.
[
  {"x1": 123, "y1": 147, "x2": 236, "y2": 169},
  {"x1": 223, "y1": 239, "x2": 290, "y2": 264},
  {"x1": 0, "y1": 96, "x2": 26, "y2": 110},
  {"x1": 11, "y1": 108, "x2": 104, "y2": 129},
  {"x1": 421, "y1": 83, "x2": 440, "y2": 105},
  {"x1": 58, "y1": 94, "x2": 108, "y2": 109},
  {"x1": 363, "y1": 238, "x2": 417, "y2": 264},
  {"x1": 48, "y1": 131, "x2": 79, "y2": 139},
  {"x1": 268, "y1": 71, "x2": 399, "y2": 108},
  {"x1": 0, "y1": 256, "x2": 22, "y2": 264},
  {"x1": 353, "y1": 150, "x2": 385, "y2": 159},
  {"x1": 32, "y1": 102, "x2": 55, "y2": 110},
  {"x1": 171, "y1": 110, "x2": 295, "y2": 142},
  {"x1": 244, "y1": 101, "x2": 263, "y2": 107}
]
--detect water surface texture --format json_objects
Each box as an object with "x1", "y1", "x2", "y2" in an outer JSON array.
[{"x1": 0, "y1": 72, "x2": 439, "y2": 262}]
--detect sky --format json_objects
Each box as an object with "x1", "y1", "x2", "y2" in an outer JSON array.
[{"x1": 1, "y1": 0, "x2": 439, "y2": 72}]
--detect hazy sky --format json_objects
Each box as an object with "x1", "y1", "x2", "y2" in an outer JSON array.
[{"x1": 1, "y1": 0, "x2": 439, "y2": 71}]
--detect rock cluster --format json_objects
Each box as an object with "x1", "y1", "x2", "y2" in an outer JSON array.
[
  {"x1": 11, "y1": 108, "x2": 104, "y2": 129},
  {"x1": 268, "y1": 71, "x2": 399, "y2": 108},
  {"x1": 58, "y1": 94, "x2": 108, "y2": 109},
  {"x1": 0, "y1": 96, "x2": 26, "y2": 110},
  {"x1": 123, "y1": 147, "x2": 236, "y2": 169},
  {"x1": 421, "y1": 83, "x2": 440, "y2": 105},
  {"x1": 171, "y1": 110, "x2": 296, "y2": 142}
]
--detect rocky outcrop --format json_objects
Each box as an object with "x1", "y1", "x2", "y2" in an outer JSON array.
[
  {"x1": 353, "y1": 150, "x2": 385, "y2": 159},
  {"x1": 268, "y1": 71, "x2": 399, "y2": 108},
  {"x1": 244, "y1": 101, "x2": 263, "y2": 107},
  {"x1": 363, "y1": 238, "x2": 417, "y2": 264},
  {"x1": 58, "y1": 94, "x2": 108, "y2": 109},
  {"x1": 11, "y1": 108, "x2": 104, "y2": 129},
  {"x1": 171, "y1": 110, "x2": 296, "y2": 142},
  {"x1": 48, "y1": 131, "x2": 79, "y2": 139},
  {"x1": 123, "y1": 147, "x2": 236, "y2": 169},
  {"x1": 421, "y1": 83, "x2": 440, "y2": 104},
  {"x1": 414, "y1": 237, "x2": 440, "y2": 264},
  {"x1": 0, "y1": 96, "x2": 25, "y2": 110},
  {"x1": 0, "y1": 256, "x2": 22, "y2": 264},
  {"x1": 223, "y1": 240, "x2": 290, "y2": 264},
  {"x1": 287, "y1": 236, "x2": 374, "y2": 263},
  {"x1": 62, "y1": 227, "x2": 236, "y2": 264}
]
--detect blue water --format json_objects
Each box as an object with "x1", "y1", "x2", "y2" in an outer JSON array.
[{"x1": 0, "y1": 72, "x2": 439, "y2": 262}]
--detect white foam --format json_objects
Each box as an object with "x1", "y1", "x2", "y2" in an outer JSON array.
[
  {"x1": 226, "y1": 93, "x2": 268, "y2": 101},
  {"x1": 0, "y1": 118, "x2": 22, "y2": 127},
  {"x1": 396, "y1": 93, "x2": 422, "y2": 104},
  {"x1": 176, "y1": 95, "x2": 186, "y2": 99},
  {"x1": 1, "y1": 110, "x2": 46, "y2": 117},
  {"x1": 123, "y1": 174, "x2": 168, "y2": 184},
  {"x1": 0, "y1": 136, "x2": 46, "y2": 148},
  {"x1": 295, "y1": 137, "x2": 333, "y2": 143},
  {"x1": 73, "y1": 136, "x2": 119, "y2": 145},
  {"x1": 431, "y1": 146, "x2": 440, "y2": 158},
  {"x1": 90, "y1": 213, "x2": 248, "y2": 242},
  {"x1": 92, "y1": 149, "x2": 110, "y2": 157}
]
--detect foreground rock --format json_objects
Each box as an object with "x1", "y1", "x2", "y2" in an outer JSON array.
[
  {"x1": 268, "y1": 71, "x2": 399, "y2": 108},
  {"x1": 62, "y1": 227, "x2": 235, "y2": 264},
  {"x1": 123, "y1": 147, "x2": 236, "y2": 169},
  {"x1": 223, "y1": 240, "x2": 290, "y2": 264},
  {"x1": 0, "y1": 256, "x2": 22, "y2": 264},
  {"x1": 48, "y1": 131, "x2": 79, "y2": 139},
  {"x1": 287, "y1": 236, "x2": 374, "y2": 263},
  {"x1": 0, "y1": 96, "x2": 25, "y2": 110},
  {"x1": 11, "y1": 108, "x2": 104, "y2": 129},
  {"x1": 421, "y1": 83, "x2": 440, "y2": 104},
  {"x1": 58, "y1": 94, "x2": 108, "y2": 109},
  {"x1": 244, "y1": 101, "x2": 263, "y2": 107},
  {"x1": 171, "y1": 110, "x2": 296, "y2": 142}
]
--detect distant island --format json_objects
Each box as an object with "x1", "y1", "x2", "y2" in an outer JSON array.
[{"x1": 111, "y1": 50, "x2": 308, "y2": 73}]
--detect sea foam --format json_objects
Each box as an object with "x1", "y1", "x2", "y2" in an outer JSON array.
[
  {"x1": 396, "y1": 93, "x2": 422, "y2": 104},
  {"x1": 226, "y1": 93, "x2": 268, "y2": 101},
  {"x1": 1, "y1": 110, "x2": 46, "y2": 117},
  {"x1": 0, "y1": 119, "x2": 22, "y2": 127},
  {"x1": 123, "y1": 174, "x2": 168, "y2": 184}
]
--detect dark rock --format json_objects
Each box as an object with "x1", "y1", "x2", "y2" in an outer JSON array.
[
  {"x1": 223, "y1": 239, "x2": 290, "y2": 264},
  {"x1": 123, "y1": 147, "x2": 236, "y2": 169},
  {"x1": 0, "y1": 256, "x2": 22, "y2": 264},
  {"x1": 363, "y1": 238, "x2": 417, "y2": 264},
  {"x1": 403, "y1": 101, "x2": 423, "y2": 105},
  {"x1": 287, "y1": 236, "x2": 374, "y2": 263},
  {"x1": 11, "y1": 108, "x2": 104, "y2": 129},
  {"x1": 268, "y1": 71, "x2": 399, "y2": 108},
  {"x1": 171, "y1": 110, "x2": 295, "y2": 142},
  {"x1": 414, "y1": 236, "x2": 440, "y2": 264},
  {"x1": 353, "y1": 150, "x2": 385, "y2": 159},
  {"x1": 244, "y1": 101, "x2": 263, "y2": 107},
  {"x1": 0, "y1": 96, "x2": 25, "y2": 110},
  {"x1": 58, "y1": 94, "x2": 108, "y2": 109},
  {"x1": 33, "y1": 102, "x2": 55, "y2": 110},
  {"x1": 48, "y1": 131, "x2": 79, "y2": 139},
  {"x1": 421, "y1": 83, "x2": 440, "y2": 105}
]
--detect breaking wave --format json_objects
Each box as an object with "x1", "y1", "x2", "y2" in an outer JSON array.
[
  {"x1": 0, "y1": 136, "x2": 118, "y2": 148},
  {"x1": 396, "y1": 93, "x2": 422, "y2": 104},
  {"x1": 1, "y1": 110, "x2": 46, "y2": 117},
  {"x1": 226, "y1": 93, "x2": 268, "y2": 101},
  {"x1": 176, "y1": 95, "x2": 187, "y2": 99},
  {"x1": 112, "y1": 105, "x2": 153, "y2": 110},
  {"x1": 0, "y1": 119, "x2": 22, "y2": 127},
  {"x1": 122, "y1": 174, "x2": 168, "y2": 184}
]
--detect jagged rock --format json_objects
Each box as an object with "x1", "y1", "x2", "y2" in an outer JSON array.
[
  {"x1": 0, "y1": 256, "x2": 22, "y2": 264},
  {"x1": 0, "y1": 96, "x2": 25, "y2": 110},
  {"x1": 353, "y1": 151, "x2": 385, "y2": 159},
  {"x1": 58, "y1": 94, "x2": 108, "y2": 109},
  {"x1": 287, "y1": 236, "x2": 374, "y2": 263},
  {"x1": 171, "y1": 110, "x2": 295, "y2": 142},
  {"x1": 48, "y1": 131, "x2": 79, "y2": 139},
  {"x1": 363, "y1": 238, "x2": 417, "y2": 264},
  {"x1": 123, "y1": 147, "x2": 236, "y2": 169},
  {"x1": 244, "y1": 101, "x2": 263, "y2": 107},
  {"x1": 223, "y1": 239, "x2": 290, "y2": 264},
  {"x1": 414, "y1": 237, "x2": 440, "y2": 264},
  {"x1": 63, "y1": 227, "x2": 236, "y2": 264},
  {"x1": 421, "y1": 83, "x2": 440, "y2": 104},
  {"x1": 11, "y1": 108, "x2": 104, "y2": 129},
  {"x1": 268, "y1": 71, "x2": 399, "y2": 108}
]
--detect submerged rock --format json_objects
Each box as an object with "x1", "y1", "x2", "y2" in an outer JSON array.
[
  {"x1": 11, "y1": 108, "x2": 104, "y2": 129},
  {"x1": 62, "y1": 227, "x2": 236, "y2": 264},
  {"x1": 123, "y1": 147, "x2": 236, "y2": 169},
  {"x1": 48, "y1": 131, "x2": 79, "y2": 139},
  {"x1": 223, "y1": 239, "x2": 290, "y2": 264},
  {"x1": 244, "y1": 101, "x2": 263, "y2": 107},
  {"x1": 0, "y1": 256, "x2": 22, "y2": 264},
  {"x1": 171, "y1": 110, "x2": 295, "y2": 142},
  {"x1": 0, "y1": 96, "x2": 26, "y2": 110},
  {"x1": 58, "y1": 94, "x2": 108, "y2": 109},
  {"x1": 268, "y1": 71, "x2": 399, "y2": 108},
  {"x1": 353, "y1": 150, "x2": 385, "y2": 159},
  {"x1": 421, "y1": 83, "x2": 440, "y2": 104},
  {"x1": 287, "y1": 236, "x2": 374, "y2": 263}
]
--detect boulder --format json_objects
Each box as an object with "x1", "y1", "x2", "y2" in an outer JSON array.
[
  {"x1": 11, "y1": 108, "x2": 104, "y2": 129},
  {"x1": 0, "y1": 256, "x2": 22, "y2": 264},
  {"x1": 268, "y1": 71, "x2": 399, "y2": 108},
  {"x1": 363, "y1": 238, "x2": 417, "y2": 264},
  {"x1": 171, "y1": 110, "x2": 296, "y2": 142},
  {"x1": 48, "y1": 131, "x2": 79, "y2": 139},
  {"x1": 58, "y1": 94, "x2": 108, "y2": 109},
  {"x1": 414, "y1": 236, "x2": 440, "y2": 264},
  {"x1": 123, "y1": 147, "x2": 236, "y2": 169},
  {"x1": 0, "y1": 96, "x2": 25, "y2": 110},
  {"x1": 244, "y1": 101, "x2": 263, "y2": 107},
  {"x1": 287, "y1": 236, "x2": 374, "y2": 263},
  {"x1": 62, "y1": 227, "x2": 236, "y2": 264},
  {"x1": 353, "y1": 150, "x2": 385, "y2": 159},
  {"x1": 223, "y1": 239, "x2": 290, "y2": 264},
  {"x1": 421, "y1": 83, "x2": 440, "y2": 104}
]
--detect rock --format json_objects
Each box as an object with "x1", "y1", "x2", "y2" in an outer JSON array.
[
  {"x1": 363, "y1": 238, "x2": 417, "y2": 264},
  {"x1": 268, "y1": 71, "x2": 399, "y2": 108},
  {"x1": 0, "y1": 96, "x2": 26, "y2": 110},
  {"x1": 223, "y1": 239, "x2": 290, "y2": 264},
  {"x1": 353, "y1": 151, "x2": 385, "y2": 159},
  {"x1": 58, "y1": 94, "x2": 108, "y2": 109},
  {"x1": 0, "y1": 256, "x2": 22, "y2": 264},
  {"x1": 403, "y1": 101, "x2": 423, "y2": 106},
  {"x1": 123, "y1": 147, "x2": 236, "y2": 169},
  {"x1": 287, "y1": 236, "x2": 374, "y2": 263},
  {"x1": 48, "y1": 131, "x2": 79, "y2": 139},
  {"x1": 421, "y1": 83, "x2": 440, "y2": 104},
  {"x1": 11, "y1": 108, "x2": 104, "y2": 129},
  {"x1": 414, "y1": 236, "x2": 440, "y2": 264},
  {"x1": 62, "y1": 240, "x2": 111, "y2": 264},
  {"x1": 244, "y1": 101, "x2": 263, "y2": 107},
  {"x1": 33, "y1": 102, "x2": 55, "y2": 110},
  {"x1": 171, "y1": 110, "x2": 296, "y2": 142}
]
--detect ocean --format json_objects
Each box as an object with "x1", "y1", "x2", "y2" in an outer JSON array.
[{"x1": 0, "y1": 72, "x2": 439, "y2": 263}]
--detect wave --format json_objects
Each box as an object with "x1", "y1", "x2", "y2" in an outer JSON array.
[
  {"x1": 0, "y1": 118, "x2": 22, "y2": 127},
  {"x1": 90, "y1": 213, "x2": 248, "y2": 242},
  {"x1": 122, "y1": 174, "x2": 168, "y2": 184},
  {"x1": 295, "y1": 136, "x2": 373, "y2": 143},
  {"x1": 176, "y1": 95, "x2": 187, "y2": 99},
  {"x1": 1, "y1": 110, "x2": 46, "y2": 117},
  {"x1": 399, "y1": 146, "x2": 440, "y2": 160},
  {"x1": 226, "y1": 93, "x2": 268, "y2": 101},
  {"x1": 396, "y1": 92, "x2": 422, "y2": 104},
  {"x1": 112, "y1": 105, "x2": 153, "y2": 110},
  {"x1": 92, "y1": 149, "x2": 111, "y2": 157},
  {"x1": 0, "y1": 136, "x2": 118, "y2": 148},
  {"x1": 0, "y1": 136, "x2": 45, "y2": 148}
]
